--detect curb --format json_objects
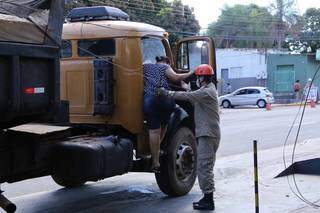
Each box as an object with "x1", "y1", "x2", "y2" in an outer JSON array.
[{"x1": 272, "y1": 102, "x2": 319, "y2": 108}]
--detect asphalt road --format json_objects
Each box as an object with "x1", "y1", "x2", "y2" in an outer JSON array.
[
  {"x1": 2, "y1": 105, "x2": 320, "y2": 212},
  {"x1": 218, "y1": 105, "x2": 320, "y2": 157}
]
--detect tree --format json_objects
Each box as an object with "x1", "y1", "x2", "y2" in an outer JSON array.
[
  {"x1": 156, "y1": 1, "x2": 200, "y2": 46},
  {"x1": 206, "y1": 4, "x2": 278, "y2": 48},
  {"x1": 286, "y1": 8, "x2": 320, "y2": 53},
  {"x1": 269, "y1": 0, "x2": 298, "y2": 49}
]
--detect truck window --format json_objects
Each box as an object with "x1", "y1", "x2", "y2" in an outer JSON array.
[
  {"x1": 177, "y1": 40, "x2": 210, "y2": 71},
  {"x1": 61, "y1": 40, "x2": 72, "y2": 58},
  {"x1": 141, "y1": 37, "x2": 166, "y2": 64},
  {"x1": 78, "y1": 39, "x2": 115, "y2": 57}
]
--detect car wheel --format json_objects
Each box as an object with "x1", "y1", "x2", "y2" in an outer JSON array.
[
  {"x1": 222, "y1": 100, "x2": 231, "y2": 108},
  {"x1": 155, "y1": 127, "x2": 197, "y2": 196},
  {"x1": 257, "y1": 99, "x2": 266, "y2": 108}
]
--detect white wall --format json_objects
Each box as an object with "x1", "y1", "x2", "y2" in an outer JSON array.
[{"x1": 216, "y1": 49, "x2": 267, "y2": 80}]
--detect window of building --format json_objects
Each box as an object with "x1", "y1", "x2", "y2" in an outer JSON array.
[
  {"x1": 78, "y1": 39, "x2": 116, "y2": 57},
  {"x1": 229, "y1": 67, "x2": 243, "y2": 79},
  {"x1": 61, "y1": 40, "x2": 72, "y2": 58},
  {"x1": 141, "y1": 37, "x2": 166, "y2": 64}
]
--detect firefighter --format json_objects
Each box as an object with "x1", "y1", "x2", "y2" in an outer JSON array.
[{"x1": 158, "y1": 64, "x2": 220, "y2": 211}]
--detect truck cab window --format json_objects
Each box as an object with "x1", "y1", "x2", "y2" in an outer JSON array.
[
  {"x1": 78, "y1": 39, "x2": 115, "y2": 57},
  {"x1": 177, "y1": 40, "x2": 210, "y2": 71},
  {"x1": 141, "y1": 37, "x2": 166, "y2": 64},
  {"x1": 61, "y1": 40, "x2": 72, "y2": 58}
]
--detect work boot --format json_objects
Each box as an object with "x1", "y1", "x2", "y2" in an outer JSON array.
[{"x1": 193, "y1": 192, "x2": 215, "y2": 210}]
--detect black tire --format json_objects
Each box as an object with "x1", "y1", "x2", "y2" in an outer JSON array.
[
  {"x1": 51, "y1": 173, "x2": 86, "y2": 188},
  {"x1": 156, "y1": 127, "x2": 197, "y2": 196},
  {"x1": 222, "y1": 100, "x2": 231, "y2": 108},
  {"x1": 257, "y1": 99, "x2": 266, "y2": 108}
]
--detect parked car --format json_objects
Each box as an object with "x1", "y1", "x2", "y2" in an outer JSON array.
[{"x1": 219, "y1": 87, "x2": 274, "y2": 108}]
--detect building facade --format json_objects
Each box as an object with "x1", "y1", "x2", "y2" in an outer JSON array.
[
  {"x1": 267, "y1": 54, "x2": 320, "y2": 102},
  {"x1": 216, "y1": 49, "x2": 268, "y2": 95}
]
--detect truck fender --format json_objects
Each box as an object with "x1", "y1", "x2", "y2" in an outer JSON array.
[{"x1": 162, "y1": 106, "x2": 194, "y2": 150}]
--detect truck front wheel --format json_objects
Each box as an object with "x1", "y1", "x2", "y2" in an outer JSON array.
[{"x1": 156, "y1": 127, "x2": 197, "y2": 196}]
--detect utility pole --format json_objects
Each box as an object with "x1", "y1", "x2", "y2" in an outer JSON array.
[{"x1": 277, "y1": 0, "x2": 284, "y2": 50}]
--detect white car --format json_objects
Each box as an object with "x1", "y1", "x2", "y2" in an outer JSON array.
[{"x1": 219, "y1": 87, "x2": 274, "y2": 108}]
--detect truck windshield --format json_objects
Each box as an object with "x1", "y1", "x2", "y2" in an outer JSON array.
[{"x1": 141, "y1": 37, "x2": 166, "y2": 64}]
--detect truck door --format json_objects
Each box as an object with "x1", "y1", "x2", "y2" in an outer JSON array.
[{"x1": 174, "y1": 36, "x2": 217, "y2": 87}]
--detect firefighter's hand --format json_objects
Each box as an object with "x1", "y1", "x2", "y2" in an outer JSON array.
[
  {"x1": 157, "y1": 87, "x2": 169, "y2": 96},
  {"x1": 181, "y1": 81, "x2": 191, "y2": 91}
]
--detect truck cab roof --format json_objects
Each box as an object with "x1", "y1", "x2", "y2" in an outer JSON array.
[{"x1": 63, "y1": 20, "x2": 166, "y2": 40}]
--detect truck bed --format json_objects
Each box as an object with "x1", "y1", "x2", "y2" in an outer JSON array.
[
  {"x1": 0, "y1": 42, "x2": 61, "y2": 129},
  {"x1": 0, "y1": 13, "x2": 46, "y2": 44}
]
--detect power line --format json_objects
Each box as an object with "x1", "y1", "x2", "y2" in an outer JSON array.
[{"x1": 86, "y1": 0, "x2": 196, "y2": 18}]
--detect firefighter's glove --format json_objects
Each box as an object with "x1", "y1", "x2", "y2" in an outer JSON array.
[{"x1": 157, "y1": 87, "x2": 169, "y2": 96}]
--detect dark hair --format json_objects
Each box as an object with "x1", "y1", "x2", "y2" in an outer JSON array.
[
  {"x1": 155, "y1": 56, "x2": 170, "y2": 65},
  {"x1": 296, "y1": 80, "x2": 300, "y2": 83}
]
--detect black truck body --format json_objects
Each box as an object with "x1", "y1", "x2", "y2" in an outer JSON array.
[
  {"x1": 0, "y1": 0, "x2": 65, "y2": 129},
  {"x1": 0, "y1": 1, "x2": 65, "y2": 211}
]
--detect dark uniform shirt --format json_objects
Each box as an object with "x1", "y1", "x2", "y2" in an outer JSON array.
[{"x1": 169, "y1": 83, "x2": 220, "y2": 138}]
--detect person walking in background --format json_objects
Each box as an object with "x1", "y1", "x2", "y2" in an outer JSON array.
[
  {"x1": 226, "y1": 83, "x2": 232, "y2": 94},
  {"x1": 303, "y1": 78, "x2": 314, "y2": 100},
  {"x1": 293, "y1": 80, "x2": 301, "y2": 101},
  {"x1": 158, "y1": 64, "x2": 220, "y2": 211}
]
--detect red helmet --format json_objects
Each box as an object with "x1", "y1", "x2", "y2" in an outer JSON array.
[{"x1": 195, "y1": 64, "x2": 214, "y2": 76}]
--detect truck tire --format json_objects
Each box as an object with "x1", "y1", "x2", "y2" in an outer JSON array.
[
  {"x1": 51, "y1": 174, "x2": 86, "y2": 188},
  {"x1": 156, "y1": 127, "x2": 197, "y2": 196}
]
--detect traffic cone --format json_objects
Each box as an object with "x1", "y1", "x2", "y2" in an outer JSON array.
[
  {"x1": 310, "y1": 100, "x2": 316, "y2": 108},
  {"x1": 266, "y1": 97, "x2": 272, "y2": 111}
]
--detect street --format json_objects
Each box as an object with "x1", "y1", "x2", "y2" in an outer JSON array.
[
  {"x1": 219, "y1": 105, "x2": 320, "y2": 156},
  {"x1": 2, "y1": 105, "x2": 320, "y2": 212}
]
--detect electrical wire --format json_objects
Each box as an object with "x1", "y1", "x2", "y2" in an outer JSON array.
[
  {"x1": 283, "y1": 64, "x2": 320, "y2": 208},
  {"x1": 63, "y1": 1, "x2": 320, "y2": 43}
]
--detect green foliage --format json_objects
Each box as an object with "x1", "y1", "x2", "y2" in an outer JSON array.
[
  {"x1": 65, "y1": 0, "x2": 200, "y2": 46},
  {"x1": 205, "y1": 4, "x2": 278, "y2": 48},
  {"x1": 286, "y1": 8, "x2": 320, "y2": 53}
]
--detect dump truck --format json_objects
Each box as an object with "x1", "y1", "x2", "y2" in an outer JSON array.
[
  {"x1": 0, "y1": 4, "x2": 217, "y2": 212},
  {"x1": 0, "y1": 0, "x2": 65, "y2": 212}
]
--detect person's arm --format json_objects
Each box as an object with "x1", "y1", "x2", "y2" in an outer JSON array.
[
  {"x1": 168, "y1": 88, "x2": 209, "y2": 104},
  {"x1": 165, "y1": 66, "x2": 193, "y2": 82}
]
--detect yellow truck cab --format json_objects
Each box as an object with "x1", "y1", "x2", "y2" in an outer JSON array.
[{"x1": 60, "y1": 6, "x2": 217, "y2": 196}]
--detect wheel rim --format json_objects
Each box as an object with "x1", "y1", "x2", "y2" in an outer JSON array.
[
  {"x1": 223, "y1": 101, "x2": 229, "y2": 108},
  {"x1": 175, "y1": 143, "x2": 195, "y2": 181},
  {"x1": 258, "y1": 100, "x2": 265, "y2": 108}
]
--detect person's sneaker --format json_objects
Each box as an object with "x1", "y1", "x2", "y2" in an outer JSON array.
[{"x1": 193, "y1": 193, "x2": 215, "y2": 211}]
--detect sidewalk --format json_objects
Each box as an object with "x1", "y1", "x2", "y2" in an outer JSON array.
[{"x1": 213, "y1": 138, "x2": 320, "y2": 213}]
